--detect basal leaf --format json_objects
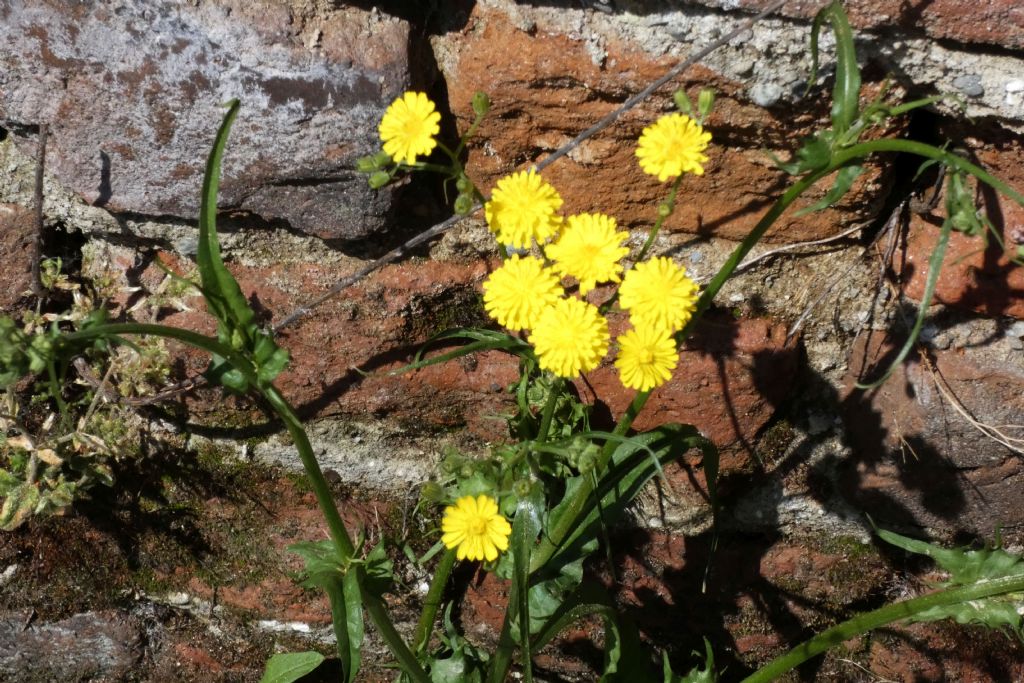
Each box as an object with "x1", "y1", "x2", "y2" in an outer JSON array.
[
  {"x1": 878, "y1": 528, "x2": 1024, "y2": 637},
  {"x1": 259, "y1": 651, "x2": 325, "y2": 683}
]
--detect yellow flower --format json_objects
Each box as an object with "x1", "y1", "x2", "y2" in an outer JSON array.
[
  {"x1": 378, "y1": 91, "x2": 442, "y2": 165},
  {"x1": 544, "y1": 213, "x2": 629, "y2": 295},
  {"x1": 619, "y1": 257, "x2": 699, "y2": 333},
  {"x1": 441, "y1": 494, "x2": 512, "y2": 562},
  {"x1": 615, "y1": 325, "x2": 678, "y2": 392},
  {"x1": 484, "y1": 170, "x2": 563, "y2": 249},
  {"x1": 530, "y1": 297, "x2": 609, "y2": 378},
  {"x1": 483, "y1": 255, "x2": 563, "y2": 331},
  {"x1": 636, "y1": 113, "x2": 712, "y2": 181}
]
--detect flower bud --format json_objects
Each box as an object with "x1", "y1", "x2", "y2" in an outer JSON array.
[
  {"x1": 512, "y1": 479, "x2": 532, "y2": 499},
  {"x1": 355, "y1": 155, "x2": 378, "y2": 173},
  {"x1": 373, "y1": 151, "x2": 393, "y2": 166},
  {"x1": 420, "y1": 481, "x2": 444, "y2": 503},
  {"x1": 453, "y1": 194, "x2": 473, "y2": 215},
  {"x1": 697, "y1": 88, "x2": 716, "y2": 119},
  {"x1": 658, "y1": 202, "x2": 672, "y2": 218},
  {"x1": 455, "y1": 176, "x2": 472, "y2": 193},
  {"x1": 368, "y1": 171, "x2": 390, "y2": 189},
  {"x1": 472, "y1": 91, "x2": 491, "y2": 117},
  {"x1": 673, "y1": 89, "x2": 693, "y2": 115}
]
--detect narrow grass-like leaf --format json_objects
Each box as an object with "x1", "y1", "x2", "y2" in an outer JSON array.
[
  {"x1": 196, "y1": 100, "x2": 255, "y2": 332},
  {"x1": 386, "y1": 328, "x2": 533, "y2": 376},
  {"x1": 259, "y1": 652, "x2": 325, "y2": 683},
  {"x1": 823, "y1": 0, "x2": 860, "y2": 135},
  {"x1": 662, "y1": 639, "x2": 716, "y2": 682},
  {"x1": 794, "y1": 164, "x2": 863, "y2": 216}
]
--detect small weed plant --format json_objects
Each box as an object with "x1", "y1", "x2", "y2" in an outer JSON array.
[{"x1": 2, "y1": 2, "x2": 1024, "y2": 681}]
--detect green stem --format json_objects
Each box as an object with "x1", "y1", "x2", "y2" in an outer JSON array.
[
  {"x1": 362, "y1": 584, "x2": 432, "y2": 683},
  {"x1": 835, "y1": 139, "x2": 1024, "y2": 207},
  {"x1": 528, "y1": 390, "x2": 648, "y2": 575},
  {"x1": 740, "y1": 573, "x2": 1024, "y2": 683},
  {"x1": 535, "y1": 377, "x2": 564, "y2": 444},
  {"x1": 413, "y1": 548, "x2": 458, "y2": 655},
  {"x1": 602, "y1": 175, "x2": 684, "y2": 315},
  {"x1": 262, "y1": 385, "x2": 356, "y2": 560},
  {"x1": 634, "y1": 174, "x2": 684, "y2": 264},
  {"x1": 67, "y1": 324, "x2": 431, "y2": 681},
  {"x1": 486, "y1": 589, "x2": 519, "y2": 683}
]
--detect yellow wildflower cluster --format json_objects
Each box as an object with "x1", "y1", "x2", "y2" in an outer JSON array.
[{"x1": 479, "y1": 110, "x2": 708, "y2": 391}]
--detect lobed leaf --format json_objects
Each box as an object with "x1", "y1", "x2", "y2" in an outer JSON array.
[{"x1": 878, "y1": 528, "x2": 1024, "y2": 637}]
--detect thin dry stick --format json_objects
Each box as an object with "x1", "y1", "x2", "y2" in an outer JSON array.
[
  {"x1": 31, "y1": 124, "x2": 48, "y2": 299},
  {"x1": 272, "y1": 0, "x2": 790, "y2": 333},
  {"x1": 918, "y1": 351, "x2": 1024, "y2": 455}
]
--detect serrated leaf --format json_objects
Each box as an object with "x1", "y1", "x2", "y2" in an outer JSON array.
[
  {"x1": 878, "y1": 528, "x2": 1024, "y2": 637},
  {"x1": 259, "y1": 651, "x2": 325, "y2": 683},
  {"x1": 794, "y1": 164, "x2": 863, "y2": 216}
]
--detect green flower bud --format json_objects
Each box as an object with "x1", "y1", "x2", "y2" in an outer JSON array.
[
  {"x1": 455, "y1": 175, "x2": 472, "y2": 193},
  {"x1": 453, "y1": 194, "x2": 473, "y2": 215},
  {"x1": 368, "y1": 171, "x2": 390, "y2": 189},
  {"x1": 658, "y1": 202, "x2": 672, "y2": 218},
  {"x1": 373, "y1": 151, "x2": 393, "y2": 167},
  {"x1": 420, "y1": 481, "x2": 444, "y2": 503},
  {"x1": 697, "y1": 88, "x2": 716, "y2": 119},
  {"x1": 472, "y1": 91, "x2": 491, "y2": 117},
  {"x1": 673, "y1": 89, "x2": 693, "y2": 115},
  {"x1": 355, "y1": 155, "x2": 378, "y2": 173},
  {"x1": 512, "y1": 479, "x2": 532, "y2": 499},
  {"x1": 460, "y1": 464, "x2": 475, "y2": 480}
]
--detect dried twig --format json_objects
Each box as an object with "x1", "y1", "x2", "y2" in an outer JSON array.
[{"x1": 31, "y1": 124, "x2": 47, "y2": 299}]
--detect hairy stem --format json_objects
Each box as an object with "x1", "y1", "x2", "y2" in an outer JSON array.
[{"x1": 413, "y1": 548, "x2": 458, "y2": 655}]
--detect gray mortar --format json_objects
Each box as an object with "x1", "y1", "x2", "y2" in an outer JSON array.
[{"x1": 491, "y1": 0, "x2": 1024, "y2": 129}]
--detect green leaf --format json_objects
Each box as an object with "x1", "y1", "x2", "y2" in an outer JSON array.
[
  {"x1": 0, "y1": 469, "x2": 21, "y2": 497},
  {"x1": 339, "y1": 570, "x2": 364, "y2": 682},
  {"x1": 259, "y1": 651, "x2": 325, "y2": 683},
  {"x1": 0, "y1": 482, "x2": 40, "y2": 531},
  {"x1": 877, "y1": 528, "x2": 1024, "y2": 637},
  {"x1": 794, "y1": 164, "x2": 863, "y2": 216},
  {"x1": 196, "y1": 100, "x2": 256, "y2": 334},
  {"x1": 662, "y1": 639, "x2": 716, "y2": 682},
  {"x1": 387, "y1": 328, "x2": 533, "y2": 377},
  {"x1": 769, "y1": 132, "x2": 833, "y2": 175},
  {"x1": 817, "y1": 0, "x2": 860, "y2": 135},
  {"x1": 511, "y1": 497, "x2": 542, "y2": 682},
  {"x1": 546, "y1": 425, "x2": 714, "y2": 576}
]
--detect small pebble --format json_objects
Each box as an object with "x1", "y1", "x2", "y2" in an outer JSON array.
[
  {"x1": 1006, "y1": 79, "x2": 1024, "y2": 93},
  {"x1": 952, "y1": 74, "x2": 984, "y2": 98},
  {"x1": 749, "y1": 82, "x2": 784, "y2": 108}
]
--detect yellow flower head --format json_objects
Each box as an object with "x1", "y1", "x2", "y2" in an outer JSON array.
[
  {"x1": 619, "y1": 257, "x2": 699, "y2": 333},
  {"x1": 441, "y1": 494, "x2": 512, "y2": 562},
  {"x1": 530, "y1": 297, "x2": 609, "y2": 378},
  {"x1": 378, "y1": 91, "x2": 442, "y2": 165},
  {"x1": 484, "y1": 170, "x2": 563, "y2": 249},
  {"x1": 483, "y1": 255, "x2": 563, "y2": 331},
  {"x1": 615, "y1": 324, "x2": 679, "y2": 392},
  {"x1": 544, "y1": 212, "x2": 630, "y2": 295},
  {"x1": 636, "y1": 113, "x2": 712, "y2": 181}
]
